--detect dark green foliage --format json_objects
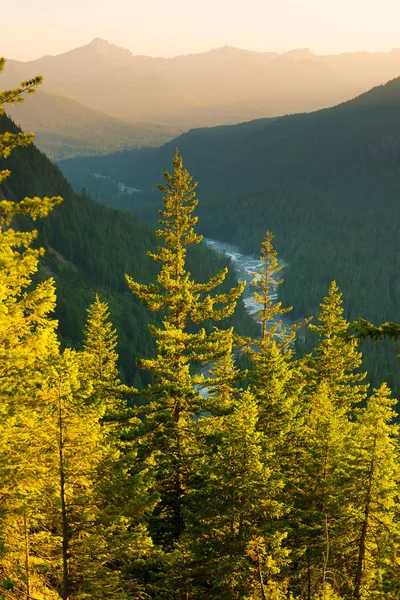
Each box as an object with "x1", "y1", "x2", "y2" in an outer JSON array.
[{"x1": 353, "y1": 318, "x2": 400, "y2": 355}]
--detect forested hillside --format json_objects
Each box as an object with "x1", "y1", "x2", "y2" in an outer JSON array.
[
  {"x1": 0, "y1": 112, "x2": 253, "y2": 385},
  {"x1": 60, "y1": 76, "x2": 400, "y2": 394}
]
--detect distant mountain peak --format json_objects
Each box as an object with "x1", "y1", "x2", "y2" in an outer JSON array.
[
  {"x1": 82, "y1": 38, "x2": 132, "y2": 60},
  {"x1": 89, "y1": 38, "x2": 110, "y2": 50},
  {"x1": 210, "y1": 45, "x2": 248, "y2": 54},
  {"x1": 283, "y1": 48, "x2": 315, "y2": 60}
]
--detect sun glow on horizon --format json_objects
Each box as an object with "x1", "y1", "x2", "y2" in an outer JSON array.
[{"x1": 3, "y1": 0, "x2": 400, "y2": 62}]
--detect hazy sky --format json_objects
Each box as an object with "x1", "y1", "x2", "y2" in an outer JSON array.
[{"x1": 3, "y1": 0, "x2": 400, "y2": 61}]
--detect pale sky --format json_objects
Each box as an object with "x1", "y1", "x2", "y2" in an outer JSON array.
[{"x1": 3, "y1": 0, "x2": 400, "y2": 61}]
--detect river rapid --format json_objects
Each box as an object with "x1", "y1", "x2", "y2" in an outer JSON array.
[{"x1": 204, "y1": 238, "x2": 284, "y2": 320}]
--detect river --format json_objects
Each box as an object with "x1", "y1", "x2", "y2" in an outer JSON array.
[{"x1": 203, "y1": 237, "x2": 286, "y2": 321}]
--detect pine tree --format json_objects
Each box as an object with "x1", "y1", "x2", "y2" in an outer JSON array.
[
  {"x1": 31, "y1": 349, "x2": 109, "y2": 600},
  {"x1": 289, "y1": 383, "x2": 352, "y2": 600},
  {"x1": 0, "y1": 58, "x2": 62, "y2": 403},
  {"x1": 249, "y1": 231, "x2": 297, "y2": 349},
  {"x1": 343, "y1": 384, "x2": 400, "y2": 599},
  {"x1": 180, "y1": 391, "x2": 288, "y2": 599},
  {"x1": 0, "y1": 58, "x2": 63, "y2": 597},
  {"x1": 243, "y1": 231, "x2": 304, "y2": 446},
  {"x1": 241, "y1": 234, "x2": 305, "y2": 583},
  {"x1": 205, "y1": 327, "x2": 243, "y2": 415},
  {"x1": 82, "y1": 295, "x2": 157, "y2": 598},
  {"x1": 125, "y1": 150, "x2": 244, "y2": 548},
  {"x1": 305, "y1": 281, "x2": 368, "y2": 411},
  {"x1": 289, "y1": 283, "x2": 369, "y2": 598},
  {"x1": 82, "y1": 294, "x2": 135, "y2": 423},
  {"x1": 0, "y1": 383, "x2": 61, "y2": 600},
  {"x1": 83, "y1": 294, "x2": 120, "y2": 383}
]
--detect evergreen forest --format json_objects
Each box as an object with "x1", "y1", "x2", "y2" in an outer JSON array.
[
  {"x1": 60, "y1": 77, "x2": 400, "y2": 396},
  {"x1": 1, "y1": 61, "x2": 400, "y2": 600}
]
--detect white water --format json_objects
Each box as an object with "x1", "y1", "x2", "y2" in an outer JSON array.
[
  {"x1": 91, "y1": 173, "x2": 141, "y2": 194},
  {"x1": 203, "y1": 238, "x2": 286, "y2": 321}
]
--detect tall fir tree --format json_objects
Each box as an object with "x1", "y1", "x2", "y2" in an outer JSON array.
[
  {"x1": 82, "y1": 295, "x2": 157, "y2": 598},
  {"x1": 305, "y1": 281, "x2": 368, "y2": 411},
  {"x1": 248, "y1": 231, "x2": 296, "y2": 349},
  {"x1": 343, "y1": 384, "x2": 400, "y2": 599},
  {"x1": 179, "y1": 391, "x2": 288, "y2": 600},
  {"x1": 288, "y1": 383, "x2": 352, "y2": 600},
  {"x1": 289, "y1": 284, "x2": 368, "y2": 598},
  {"x1": 82, "y1": 294, "x2": 136, "y2": 423},
  {"x1": 83, "y1": 294, "x2": 120, "y2": 384},
  {"x1": 242, "y1": 233, "x2": 305, "y2": 582},
  {"x1": 243, "y1": 231, "x2": 304, "y2": 452},
  {"x1": 0, "y1": 58, "x2": 62, "y2": 598},
  {"x1": 125, "y1": 150, "x2": 244, "y2": 549},
  {"x1": 36, "y1": 349, "x2": 112, "y2": 600}
]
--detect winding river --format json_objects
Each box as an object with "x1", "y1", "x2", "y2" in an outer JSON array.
[{"x1": 203, "y1": 237, "x2": 285, "y2": 320}]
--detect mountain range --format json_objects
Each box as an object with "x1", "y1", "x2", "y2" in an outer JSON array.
[{"x1": 4, "y1": 38, "x2": 400, "y2": 158}]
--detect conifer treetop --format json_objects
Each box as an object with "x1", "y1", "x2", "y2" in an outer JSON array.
[
  {"x1": 125, "y1": 150, "x2": 245, "y2": 547},
  {"x1": 83, "y1": 294, "x2": 119, "y2": 382},
  {"x1": 306, "y1": 280, "x2": 368, "y2": 410},
  {"x1": 126, "y1": 149, "x2": 245, "y2": 329},
  {"x1": 0, "y1": 59, "x2": 63, "y2": 398},
  {"x1": 253, "y1": 231, "x2": 294, "y2": 347}
]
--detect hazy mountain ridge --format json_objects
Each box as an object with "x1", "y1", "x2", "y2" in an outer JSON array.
[
  {"x1": 6, "y1": 90, "x2": 181, "y2": 160},
  {"x1": 4, "y1": 38, "x2": 400, "y2": 142}
]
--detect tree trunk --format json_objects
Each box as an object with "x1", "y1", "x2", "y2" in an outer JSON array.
[
  {"x1": 322, "y1": 510, "x2": 330, "y2": 597},
  {"x1": 307, "y1": 547, "x2": 312, "y2": 600},
  {"x1": 173, "y1": 469, "x2": 184, "y2": 541},
  {"x1": 23, "y1": 513, "x2": 30, "y2": 600},
  {"x1": 58, "y1": 381, "x2": 70, "y2": 600},
  {"x1": 172, "y1": 395, "x2": 185, "y2": 542},
  {"x1": 257, "y1": 553, "x2": 268, "y2": 600},
  {"x1": 353, "y1": 457, "x2": 374, "y2": 600},
  {"x1": 261, "y1": 263, "x2": 270, "y2": 344}
]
